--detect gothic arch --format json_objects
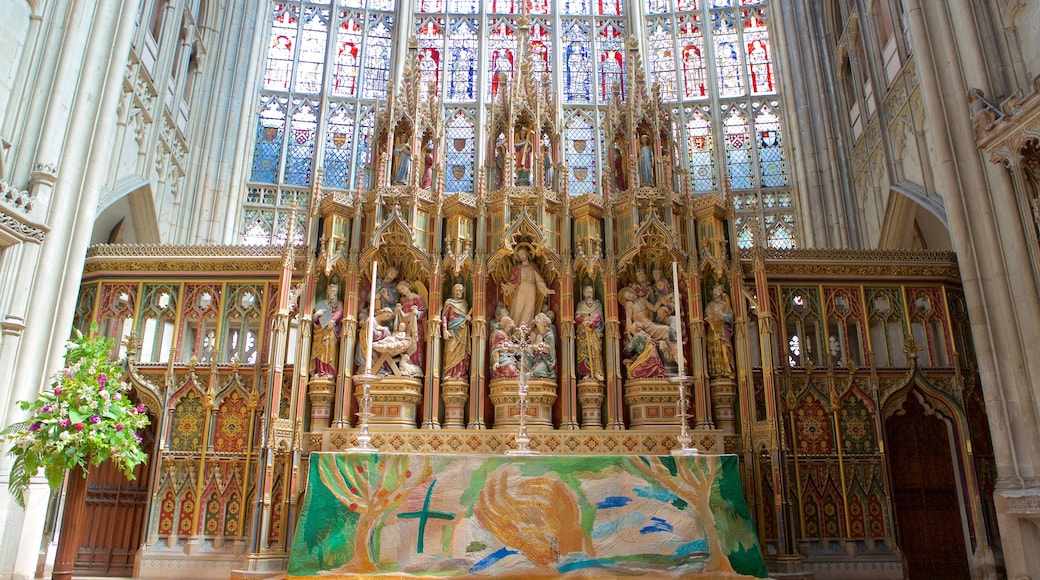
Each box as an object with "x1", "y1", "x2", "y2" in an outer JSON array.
[
  {"x1": 877, "y1": 188, "x2": 951, "y2": 250},
  {"x1": 93, "y1": 176, "x2": 161, "y2": 244}
]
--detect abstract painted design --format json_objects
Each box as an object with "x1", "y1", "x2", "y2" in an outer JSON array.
[{"x1": 289, "y1": 453, "x2": 766, "y2": 578}]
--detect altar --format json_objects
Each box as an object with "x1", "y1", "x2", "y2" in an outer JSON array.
[{"x1": 287, "y1": 452, "x2": 767, "y2": 579}]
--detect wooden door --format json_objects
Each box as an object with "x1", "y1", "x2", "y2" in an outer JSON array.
[
  {"x1": 74, "y1": 415, "x2": 156, "y2": 576},
  {"x1": 885, "y1": 394, "x2": 970, "y2": 579}
]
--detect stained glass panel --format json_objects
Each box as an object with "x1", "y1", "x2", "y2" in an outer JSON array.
[
  {"x1": 724, "y1": 106, "x2": 752, "y2": 189},
  {"x1": 528, "y1": 0, "x2": 550, "y2": 15},
  {"x1": 368, "y1": 0, "x2": 395, "y2": 10},
  {"x1": 362, "y1": 15, "x2": 394, "y2": 99},
  {"x1": 285, "y1": 99, "x2": 317, "y2": 186},
  {"x1": 416, "y1": 0, "x2": 444, "y2": 12},
  {"x1": 331, "y1": 13, "x2": 362, "y2": 97},
  {"x1": 597, "y1": 0, "x2": 623, "y2": 16},
  {"x1": 490, "y1": 0, "x2": 518, "y2": 13},
  {"x1": 562, "y1": 20, "x2": 592, "y2": 103},
  {"x1": 645, "y1": 0, "x2": 670, "y2": 14},
  {"x1": 445, "y1": 110, "x2": 475, "y2": 193},
  {"x1": 678, "y1": 0, "x2": 699, "y2": 10},
  {"x1": 251, "y1": 95, "x2": 287, "y2": 183},
  {"x1": 354, "y1": 107, "x2": 376, "y2": 190},
  {"x1": 597, "y1": 20, "x2": 625, "y2": 102},
  {"x1": 756, "y1": 104, "x2": 787, "y2": 187},
  {"x1": 264, "y1": 5, "x2": 299, "y2": 92},
  {"x1": 323, "y1": 102, "x2": 356, "y2": 189},
  {"x1": 564, "y1": 0, "x2": 591, "y2": 14},
  {"x1": 295, "y1": 7, "x2": 329, "y2": 94},
  {"x1": 447, "y1": 0, "x2": 478, "y2": 13},
  {"x1": 487, "y1": 19, "x2": 517, "y2": 98},
  {"x1": 686, "y1": 109, "x2": 716, "y2": 191},
  {"x1": 565, "y1": 113, "x2": 597, "y2": 195},
  {"x1": 446, "y1": 18, "x2": 478, "y2": 102},
  {"x1": 744, "y1": 8, "x2": 774, "y2": 95},
  {"x1": 647, "y1": 20, "x2": 678, "y2": 101},
  {"x1": 712, "y1": 12, "x2": 744, "y2": 97},
  {"x1": 530, "y1": 20, "x2": 553, "y2": 88},
  {"x1": 416, "y1": 18, "x2": 444, "y2": 97},
  {"x1": 678, "y1": 14, "x2": 707, "y2": 100}
]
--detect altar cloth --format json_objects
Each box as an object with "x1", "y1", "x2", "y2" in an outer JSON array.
[{"x1": 287, "y1": 452, "x2": 767, "y2": 579}]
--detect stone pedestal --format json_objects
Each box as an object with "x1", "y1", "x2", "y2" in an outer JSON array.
[
  {"x1": 489, "y1": 377, "x2": 557, "y2": 429},
  {"x1": 357, "y1": 376, "x2": 423, "y2": 428},
  {"x1": 577, "y1": 378, "x2": 605, "y2": 429},
  {"x1": 710, "y1": 377, "x2": 737, "y2": 434},
  {"x1": 307, "y1": 377, "x2": 336, "y2": 430},
  {"x1": 441, "y1": 379, "x2": 469, "y2": 429},
  {"x1": 624, "y1": 378, "x2": 681, "y2": 429}
]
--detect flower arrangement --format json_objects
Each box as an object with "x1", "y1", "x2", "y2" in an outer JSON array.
[{"x1": 0, "y1": 329, "x2": 150, "y2": 507}]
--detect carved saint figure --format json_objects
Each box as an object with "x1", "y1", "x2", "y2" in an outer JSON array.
[
  {"x1": 638, "y1": 134, "x2": 655, "y2": 187},
  {"x1": 574, "y1": 285, "x2": 605, "y2": 381},
  {"x1": 374, "y1": 266, "x2": 400, "y2": 311},
  {"x1": 420, "y1": 139, "x2": 435, "y2": 189},
  {"x1": 312, "y1": 284, "x2": 343, "y2": 378},
  {"x1": 515, "y1": 127, "x2": 534, "y2": 186},
  {"x1": 530, "y1": 312, "x2": 557, "y2": 379},
  {"x1": 356, "y1": 307, "x2": 394, "y2": 374},
  {"x1": 705, "y1": 284, "x2": 736, "y2": 378},
  {"x1": 392, "y1": 136, "x2": 410, "y2": 185},
  {"x1": 394, "y1": 280, "x2": 427, "y2": 367},
  {"x1": 500, "y1": 246, "x2": 554, "y2": 328},
  {"x1": 490, "y1": 315, "x2": 519, "y2": 378},
  {"x1": 441, "y1": 283, "x2": 472, "y2": 380},
  {"x1": 611, "y1": 139, "x2": 627, "y2": 192},
  {"x1": 619, "y1": 286, "x2": 677, "y2": 379}
]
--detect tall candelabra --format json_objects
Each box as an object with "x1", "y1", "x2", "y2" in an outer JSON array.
[
  {"x1": 671, "y1": 374, "x2": 699, "y2": 456},
  {"x1": 349, "y1": 373, "x2": 377, "y2": 452},
  {"x1": 499, "y1": 324, "x2": 546, "y2": 455}
]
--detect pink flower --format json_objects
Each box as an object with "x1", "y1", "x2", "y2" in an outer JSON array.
[
  {"x1": 115, "y1": 424, "x2": 124, "y2": 431},
  {"x1": 73, "y1": 423, "x2": 84, "y2": 431},
  {"x1": 98, "y1": 374, "x2": 107, "y2": 388},
  {"x1": 59, "y1": 418, "x2": 70, "y2": 427},
  {"x1": 90, "y1": 414, "x2": 100, "y2": 424},
  {"x1": 53, "y1": 387, "x2": 62, "y2": 395}
]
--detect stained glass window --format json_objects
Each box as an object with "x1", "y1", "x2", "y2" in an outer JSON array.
[
  {"x1": 264, "y1": 5, "x2": 298, "y2": 91},
  {"x1": 331, "y1": 14, "x2": 362, "y2": 97},
  {"x1": 251, "y1": 96, "x2": 287, "y2": 183},
  {"x1": 648, "y1": 20, "x2": 678, "y2": 101},
  {"x1": 295, "y1": 7, "x2": 328, "y2": 94},
  {"x1": 562, "y1": 20, "x2": 592, "y2": 103},
  {"x1": 755, "y1": 103, "x2": 786, "y2": 187},
  {"x1": 645, "y1": 0, "x2": 670, "y2": 15},
  {"x1": 744, "y1": 8, "x2": 774, "y2": 95},
  {"x1": 416, "y1": 18, "x2": 444, "y2": 96},
  {"x1": 323, "y1": 102, "x2": 355, "y2": 189},
  {"x1": 597, "y1": 0, "x2": 623, "y2": 16},
  {"x1": 487, "y1": 19, "x2": 517, "y2": 98},
  {"x1": 678, "y1": 15, "x2": 707, "y2": 99},
  {"x1": 686, "y1": 108, "x2": 715, "y2": 191},
  {"x1": 712, "y1": 12, "x2": 744, "y2": 98},
  {"x1": 355, "y1": 108, "x2": 376, "y2": 190},
  {"x1": 530, "y1": 20, "x2": 553, "y2": 88},
  {"x1": 723, "y1": 106, "x2": 752, "y2": 189},
  {"x1": 564, "y1": 0, "x2": 591, "y2": 14},
  {"x1": 416, "y1": 0, "x2": 444, "y2": 12},
  {"x1": 446, "y1": 18, "x2": 478, "y2": 101},
  {"x1": 445, "y1": 110, "x2": 476, "y2": 193},
  {"x1": 285, "y1": 99, "x2": 318, "y2": 186},
  {"x1": 597, "y1": 21, "x2": 625, "y2": 101},
  {"x1": 362, "y1": 15, "x2": 394, "y2": 99},
  {"x1": 565, "y1": 113, "x2": 597, "y2": 195}
]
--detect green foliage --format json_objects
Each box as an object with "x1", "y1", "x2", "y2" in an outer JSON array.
[{"x1": 0, "y1": 328, "x2": 151, "y2": 507}]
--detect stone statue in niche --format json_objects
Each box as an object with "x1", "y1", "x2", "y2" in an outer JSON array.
[
  {"x1": 393, "y1": 280, "x2": 427, "y2": 368},
  {"x1": 704, "y1": 283, "x2": 736, "y2": 379},
  {"x1": 529, "y1": 312, "x2": 557, "y2": 379},
  {"x1": 420, "y1": 139, "x2": 435, "y2": 189},
  {"x1": 499, "y1": 246, "x2": 554, "y2": 328},
  {"x1": 311, "y1": 284, "x2": 343, "y2": 378},
  {"x1": 441, "y1": 283, "x2": 472, "y2": 380},
  {"x1": 574, "y1": 285, "x2": 604, "y2": 381},
  {"x1": 515, "y1": 127, "x2": 534, "y2": 186},
  {"x1": 618, "y1": 280, "x2": 679, "y2": 379},
  {"x1": 638, "y1": 134, "x2": 655, "y2": 187},
  {"x1": 490, "y1": 313, "x2": 518, "y2": 378},
  {"x1": 391, "y1": 135, "x2": 410, "y2": 185}
]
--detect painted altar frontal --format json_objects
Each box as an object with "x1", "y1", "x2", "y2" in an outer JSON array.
[{"x1": 288, "y1": 452, "x2": 766, "y2": 579}]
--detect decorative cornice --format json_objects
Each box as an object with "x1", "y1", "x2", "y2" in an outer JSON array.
[
  {"x1": 0, "y1": 207, "x2": 46, "y2": 243},
  {"x1": 739, "y1": 248, "x2": 960, "y2": 280},
  {"x1": 976, "y1": 74, "x2": 1040, "y2": 166},
  {"x1": 83, "y1": 244, "x2": 307, "y2": 274}
]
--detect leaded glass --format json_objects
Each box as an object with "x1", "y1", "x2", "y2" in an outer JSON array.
[
  {"x1": 597, "y1": 20, "x2": 625, "y2": 102},
  {"x1": 723, "y1": 106, "x2": 752, "y2": 189},
  {"x1": 565, "y1": 112, "x2": 597, "y2": 195},
  {"x1": 766, "y1": 214, "x2": 796, "y2": 249},
  {"x1": 678, "y1": 14, "x2": 706, "y2": 100},
  {"x1": 487, "y1": 19, "x2": 517, "y2": 98},
  {"x1": 678, "y1": 0, "x2": 699, "y2": 10},
  {"x1": 362, "y1": 15, "x2": 393, "y2": 99},
  {"x1": 736, "y1": 217, "x2": 755, "y2": 249},
  {"x1": 645, "y1": 0, "x2": 669, "y2": 14},
  {"x1": 341, "y1": 0, "x2": 363, "y2": 9},
  {"x1": 755, "y1": 103, "x2": 787, "y2": 187},
  {"x1": 528, "y1": 0, "x2": 550, "y2": 15},
  {"x1": 295, "y1": 7, "x2": 329, "y2": 94},
  {"x1": 711, "y1": 0, "x2": 732, "y2": 7},
  {"x1": 354, "y1": 107, "x2": 376, "y2": 190},
  {"x1": 264, "y1": 4, "x2": 298, "y2": 92},
  {"x1": 647, "y1": 20, "x2": 678, "y2": 101},
  {"x1": 446, "y1": 18, "x2": 478, "y2": 102},
  {"x1": 490, "y1": 0, "x2": 518, "y2": 13},
  {"x1": 285, "y1": 98, "x2": 318, "y2": 186},
  {"x1": 323, "y1": 102, "x2": 356, "y2": 189},
  {"x1": 597, "y1": 0, "x2": 623, "y2": 16},
  {"x1": 562, "y1": 20, "x2": 592, "y2": 103},
  {"x1": 251, "y1": 95, "x2": 287, "y2": 183},
  {"x1": 564, "y1": 0, "x2": 591, "y2": 14},
  {"x1": 744, "y1": 8, "x2": 774, "y2": 95},
  {"x1": 368, "y1": 0, "x2": 394, "y2": 10},
  {"x1": 712, "y1": 12, "x2": 744, "y2": 98},
  {"x1": 416, "y1": 0, "x2": 444, "y2": 12},
  {"x1": 686, "y1": 108, "x2": 715, "y2": 191},
  {"x1": 416, "y1": 18, "x2": 444, "y2": 96},
  {"x1": 445, "y1": 110, "x2": 475, "y2": 193},
  {"x1": 447, "y1": 0, "x2": 478, "y2": 13},
  {"x1": 243, "y1": 210, "x2": 274, "y2": 246},
  {"x1": 331, "y1": 13, "x2": 362, "y2": 97},
  {"x1": 530, "y1": 20, "x2": 553, "y2": 88}
]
